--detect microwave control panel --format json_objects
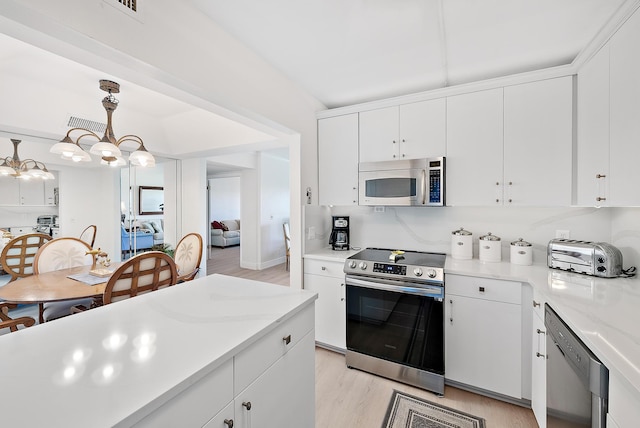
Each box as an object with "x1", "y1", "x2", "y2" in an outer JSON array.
[{"x1": 427, "y1": 159, "x2": 445, "y2": 205}]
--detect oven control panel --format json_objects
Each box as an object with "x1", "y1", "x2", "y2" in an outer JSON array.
[{"x1": 373, "y1": 263, "x2": 406, "y2": 275}]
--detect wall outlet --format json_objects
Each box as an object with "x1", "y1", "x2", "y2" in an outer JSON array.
[
  {"x1": 555, "y1": 230, "x2": 570, "y2": 239},
  {"x1": 374, "y1": 206, "x2": 385, "y2": 213}
]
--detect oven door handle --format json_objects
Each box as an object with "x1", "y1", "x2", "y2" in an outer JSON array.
[{"x1": 345, "y1": 276, "x2": 443, "y2": 298}]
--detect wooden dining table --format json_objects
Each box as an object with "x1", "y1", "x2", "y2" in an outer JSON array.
[{"x1": 0, "y1": 263, "x2": 122, "y2": 324}]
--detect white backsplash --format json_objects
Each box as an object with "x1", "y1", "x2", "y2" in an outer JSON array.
[
  {"x1": 610, "y1": 207, "x2": 640, "y2": 270},
  {"x1": 314, "y1": 205, "x2": 617, "y2": 267}
]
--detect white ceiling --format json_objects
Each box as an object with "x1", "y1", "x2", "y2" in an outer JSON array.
[{"x1": 193, "y1": 0, "x2": 626, "y2": 108}]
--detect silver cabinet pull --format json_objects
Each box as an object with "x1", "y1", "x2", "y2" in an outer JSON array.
[
  {"x1": 596, "y1": 197, "x2": 606, "y2": 201},
  {"x1": 536, "y1": 352, "x2": 545, "y2": 358},
  {"x1": 321, "y1": 266, "x2": 326, "y2": 270},
  {"x1": 242, "y1": 401, "x2": 252, "y2": 411},
  {"x1": 283, "y1": 334, "x2": 292, "y2": 345},
  {"x1": 478, "y1": 286, "x2": 485, "y2": 293},
  {"x1": 596, "y1": 174, "x2": 606, "y2": 178},
  {"x1": 537, "y1": 329, "x2": 545, "y2": 335},
  {"x1": 449, "y1": 299, "x2": 453, "y2": 324},
  {"x1": 533, "y1": 300, "x2": 540, "y2": 308},
  {"x1": 224, "y1": 419, "x2": 234, "y2": 427}
]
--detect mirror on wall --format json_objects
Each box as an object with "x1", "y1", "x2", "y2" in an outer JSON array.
[{"x1": 139, "y1": 186, "x2": 164, "y2": 215}]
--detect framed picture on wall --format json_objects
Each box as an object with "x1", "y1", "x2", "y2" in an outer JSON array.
[{"x1": 139, "y1": 186, "x2": 164, "y2": 215}]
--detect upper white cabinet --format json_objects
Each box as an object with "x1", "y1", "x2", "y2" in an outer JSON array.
[
  {"x1": 503, "y1": 77, "x2": 573, "y2": 206},
  {"x1": 318, "y1": 114, "x2": 359, "y2": 206},
  {"x1": 446, "y1": 88, "x2": 504, "y2": 205},
  {"x1": 609, "y1": 8, "x2": 640, "y2": 206},
  {"x1": 576, "y1": 45, "x2": 610, "y2": 206},
  {"x1": 359, "y1": 99, "x2": 446, "y2": 163},
  {"x1": 0, "y1": 171, "x2": 58, "y2": 206}
]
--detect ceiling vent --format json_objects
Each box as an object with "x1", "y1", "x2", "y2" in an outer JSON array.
[
  {"x1": 67, "y1": 116, "x2": 106, "y2": 134},
  {"x1": 117, "y1": 0, "x2": 136, "y2": 12}
]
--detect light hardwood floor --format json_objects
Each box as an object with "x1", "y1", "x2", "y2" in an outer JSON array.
[
  {"x1": 206, "y1": 245, "x2": 290, "y2": 286},
  {"x1": 316, "y1": 347, "x2": 538, "y2": 427}
]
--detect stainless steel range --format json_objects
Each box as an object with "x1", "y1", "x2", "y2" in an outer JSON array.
[{"x1": 344, "y1": 248, "x2": 446, "y2": 395}]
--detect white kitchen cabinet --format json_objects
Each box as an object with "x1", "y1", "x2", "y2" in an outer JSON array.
[
  {"x1": 576, "y1": 44, "x2": 610, "y2": 206},
  {"x1": 446, "y1": 88, "x2": 504, "y2": 205},
  {"x1": 531, "y1": 295, "x2": 547, "y2": 427},
  {"x1": 608, "y1": 371, "x2": 640, "y2": 428},
  {"x1": 0, "y1": 173, "x2": 57, "y2": 206},
  {"x1": 19, "y1": 179, "x2": 45, "y2": 205},
  {"x1": 318, "y1": 114, "x2": 359, "y2": 206},
  {"x1": 503, "y1": 76, "x2": 573, "y2": 206},
  {"x1": 234, "y1": 332, "x2": 315, "y2": 428},
  {"x1": 44, "y1": 172, "x2": 58, "y2": 206},
  {"x1": 445, "y1": 275, "x2": 522, "y2": 398},
  {"x1": 136, "y1": 303, "x2": 315, "y2": 428},
  {"x1": 0, "y1": 178, "x2": 20, "y2": 205},
  {"x1": 303, "y1": 258, "x2": 346, "y2": 350},
  {"x1": 609, "y1": 8, "x2": 640, "y2": 207},
  {"x1": 359, "y1": 99, "x2": 446, "y2": 163}
]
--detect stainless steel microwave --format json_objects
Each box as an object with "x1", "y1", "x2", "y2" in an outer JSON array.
[{"x1": 358, "y1": 157, "x2": 445, "y2": 206}]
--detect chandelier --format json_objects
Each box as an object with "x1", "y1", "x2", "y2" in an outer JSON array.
[
  {"x1": 50, "y1": 79, "x2": 155, "y2": 167},
  {"x1": 0, "y1": 139, "x2": 55, "y2": 179}
]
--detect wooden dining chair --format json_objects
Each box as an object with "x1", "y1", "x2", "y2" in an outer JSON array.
[
  {"x1": 103, "y1": 251, "x2": 178, "y2": 305},
  {"x1": 283, "y1": 223, "x2": 291, "y2": 271},
  {"x1": 0, "y1": 233, "x2": 52, "y2": 283},
  {"x1": 174, "y1": 232, "x2": 203, "y2": 282},
  {"x1": 79, "y1": 225, "x2": 97, "y2": 248},
  {"x1": 0, "y1": 302, "x2": 36, "y2": 333},
  {"x1": 34, "y1": 237, "x2": 94, "y2": 322}
]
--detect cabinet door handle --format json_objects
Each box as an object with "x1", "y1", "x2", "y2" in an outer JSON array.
[
  {"x1": 242, "y1": 401, "x2": 252, "y2": 411},
  {"x1": 224, "y1": 419, "x2": 234, "y2": 427},
  {"x1": 283, "y1": 334, "x2": 292, "y2": 345},
  {"x1": 321, "y1": 266, "x2": 326, "y2": 271},
  {"x1": 533, "y1": 300, "x2": 540, "y2": 308},
  {"x1": 536, "y1": 328, "x2": 545, "y2": 335},
  {"x1": 536, "y1": 352, "x2": 545, "y2": 358},
  {"x1": 449, "y1": 299, "x2": 453, "y2": 324},
  {"x1": 596, "y1": 174, "x2": 606, "y2": 178},
  {"x1": 596, "y1": 197, "x2": 606, "y2": 202},
  {"x1": 478, "y1": 286, "x2": 485, "y2": 293}
]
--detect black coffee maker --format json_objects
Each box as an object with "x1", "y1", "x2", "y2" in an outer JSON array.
[{"x1": 329, "y1": 216, "x2": 350, "y2": 251}]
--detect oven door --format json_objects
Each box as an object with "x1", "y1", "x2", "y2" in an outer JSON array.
[{"x1": 345, "y1": 275, "x2": 444, "y2": 375}]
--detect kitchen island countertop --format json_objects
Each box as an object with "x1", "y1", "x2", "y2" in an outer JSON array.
[{"x1": 0, "y1": 274, "x2": 317, "y2": 427}]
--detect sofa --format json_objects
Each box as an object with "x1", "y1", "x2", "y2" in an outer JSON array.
[
  {"x1": 211, "y1": 219, "x2": 240, "y2": 247},
  {"x1": 136, "y1": 219, "x2": 164, "y2": 246}
]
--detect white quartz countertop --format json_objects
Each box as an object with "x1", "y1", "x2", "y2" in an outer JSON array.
[
  {"x1": 303, "y1": 247, "x2": 361, "y2": 262},
  {"x1": 446, "y1": 258, "x2": 640, "y2": 400},
  {"x1": 0, "y1": 274, "x2": 317, "y2": 427}
]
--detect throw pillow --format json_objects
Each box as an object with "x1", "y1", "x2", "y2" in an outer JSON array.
[
  {"x1": 220, "y1": 221, "x2": 229, "y2": 232},
  {"x1": 212, "y1": 221, "x2": 224, "y2": 230},
  {"x1": 150, "y1": 220, "x2": 163, "y2": 233}
]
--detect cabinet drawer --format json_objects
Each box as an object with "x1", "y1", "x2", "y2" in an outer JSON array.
[
  {"x1": 446, "y1": 274, "x2": 521, "y2": 304},
  {"x1": 304, "y1": 258, "x2": 345, "y2": 278},
  {"x1": 133, "y1": 358, "x2": 233, "y2": 427},
  {"x1": 235, "y1": 303, "x2": 314, "y2": 394}
]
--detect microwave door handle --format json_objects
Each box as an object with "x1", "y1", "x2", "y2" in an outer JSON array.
[{"x1": 421, "y1": 169, "x2": 427, "y2": 205}]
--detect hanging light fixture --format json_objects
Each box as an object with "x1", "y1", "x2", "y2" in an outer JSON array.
[
  {"x1": 0, "y1": 139, "x2": 55, "y2": 179},
  {"x1": 50, "y1": 79, "x2": 155, "y2": 167}
]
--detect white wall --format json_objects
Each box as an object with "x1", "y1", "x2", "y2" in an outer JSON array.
[
  {"x1": 240, "y1": 168, "x2": 260, "y2": 270},
  {"x1": 260, "y1": 153, "x2": 290, "y2": 268},
  {"x1": 611, "y1": 207, "x2": 640, "y2": 271},
  {"x1": 209, "y1": 177, "x2": 241, "y2": 221}
]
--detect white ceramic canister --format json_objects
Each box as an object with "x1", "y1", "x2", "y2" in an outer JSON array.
[
  {"x1": 510, "y1": 238, "x2": 533, "y2": 266},
  {"x1": 451, "y1": 227, "x2": 473, "y2": 260},
  {"x1": 479, "y1": 232, "x2": 501, "y2": 262}
]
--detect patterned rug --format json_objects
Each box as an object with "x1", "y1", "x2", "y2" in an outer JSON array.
[{"x1": 382, "y1": 390, "x2": 486, "y2": 428}]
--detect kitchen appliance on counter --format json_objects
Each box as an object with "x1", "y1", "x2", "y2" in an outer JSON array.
[
  {"x1": 343, "y1": 247, "x2": 446, "y2": 395},
  {"x1": 510, "y1": 238, "x2": 533, "y2": 266},
  {"x1": 358, "y1": 157, "x2": 445, "y2": 206},
  {"x1": 451, "y1": 227, "x2": 473, "y2": 260},
  {"x1": 479, "y1": 232, "x2": 501, "y2": 262},
  {"x1": 545, "y1": 304, "x2": 608, "y2": 427},
  {"x1": 35, "y1": 215, "x2": 58, "y2": 236},
  {"x1": 547, "y1": 239, "x2": 624, "y2": 278},
  {"x1": 329, "y1": 216, "x2": 350, "y2": 251}
]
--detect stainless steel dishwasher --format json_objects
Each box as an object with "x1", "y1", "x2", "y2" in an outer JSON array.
[{"x1": 545, "y1": 304, "x2": 609, "y2": 427}]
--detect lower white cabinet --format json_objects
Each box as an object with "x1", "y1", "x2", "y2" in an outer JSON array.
[
  {"x1": 531, "y1": 305, "x2": 546, "y2": 427},
  {"x1": 135, "y1": 304, "x2": 315, "y2": 428},
  {"x1": 303, "y1": 258, "x2": 346, "y2": 350},
  {"x1": 445, "y1": 274, "x2": 522, "y2": 398},
  {"x1": 608, "y1": 372, "x2": 640, "y2": 428}
]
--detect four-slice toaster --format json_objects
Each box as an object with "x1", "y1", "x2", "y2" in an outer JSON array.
[{"x1": 547, "y1": 239, "x2": 623, "y2": 278}]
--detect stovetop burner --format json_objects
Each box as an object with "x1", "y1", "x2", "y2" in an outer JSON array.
[{"x1": 344, "y1": 247, "x2": 446, "y2": 284}]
